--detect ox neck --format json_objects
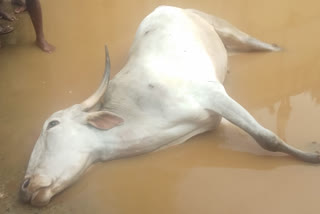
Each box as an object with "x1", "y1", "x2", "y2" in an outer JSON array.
[
  {"x1": 94, "y1": 121, "x2": 161, "y2": 162},
  {"x1": 93, "y1": 78, "x2": 168, "y2": 161}
]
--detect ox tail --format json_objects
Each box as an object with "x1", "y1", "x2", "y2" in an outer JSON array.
[{"x1": 187, "y1": 9, "x2": 281, "y2": 53}]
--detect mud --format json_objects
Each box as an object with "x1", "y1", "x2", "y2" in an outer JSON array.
[{"x1": 1, "y1": 0, "x2": 320, "y2": 213}]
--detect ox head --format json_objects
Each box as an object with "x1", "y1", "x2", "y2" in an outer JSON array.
[{"x1": 20, "y1": 47, "x2": 124, "y2": 206}]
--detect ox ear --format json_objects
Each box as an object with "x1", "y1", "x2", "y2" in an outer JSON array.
[{"x1": 86, "y1": 111, "x2": 124, "y2": 130}]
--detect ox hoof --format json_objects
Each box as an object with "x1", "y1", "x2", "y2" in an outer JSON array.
[{"x1": 303, "y1": 141, "x2": 320, "y2": 154}]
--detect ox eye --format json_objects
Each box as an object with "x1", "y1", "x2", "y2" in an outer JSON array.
[{"x1": 47, "y1": 120, "x2": 60, "y2": 130}]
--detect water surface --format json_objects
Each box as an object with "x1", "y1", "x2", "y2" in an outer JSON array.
[{"x1": 1, "y1": 0, "x2": 320, "y2": 213}]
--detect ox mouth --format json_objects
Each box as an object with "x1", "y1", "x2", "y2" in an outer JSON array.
[
  {"x1": 20, "y1": 186, "x2": 53, "y2": 206},
  {"x1": 30, "y1": 187, "x2": 53, "y2": 206},
  {"x1": 20, "y1": 177, "x2": 54, "y2": 207}
]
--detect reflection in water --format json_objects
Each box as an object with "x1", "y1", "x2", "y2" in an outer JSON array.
[
  {"x1": 276, "y1": 96, "x2": 292, "y2": 141},
  {"x1": 1, "y1": 0, "x2": 320, "y2": 214}
]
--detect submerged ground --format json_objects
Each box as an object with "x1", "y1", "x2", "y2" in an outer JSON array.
[{"x1": 1, "y1": 0, "x2": 320, "y2": 213}]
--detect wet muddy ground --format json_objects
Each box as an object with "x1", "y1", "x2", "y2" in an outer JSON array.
[{"x1": 1, "y1": 0, "x2": 320, "y2": 213}]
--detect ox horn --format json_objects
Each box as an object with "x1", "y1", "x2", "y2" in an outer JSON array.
[{"x1": 81, "y1": 45, "x2": 111, "y2": 111}]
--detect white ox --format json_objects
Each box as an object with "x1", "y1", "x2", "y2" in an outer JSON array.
[{"x1": 20, "y1": 6, "x2": 320, "y2": 206}]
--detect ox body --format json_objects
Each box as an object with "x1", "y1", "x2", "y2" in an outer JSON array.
[{"x1": 20, "y1": 6, "x2": 320, "y2": 206}]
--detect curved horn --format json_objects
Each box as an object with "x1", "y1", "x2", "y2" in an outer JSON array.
[{"x1": 81, "y1": 45, "x2": 111, "y2": 111}]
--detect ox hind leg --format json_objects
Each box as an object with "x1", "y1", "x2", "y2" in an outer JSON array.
[
  {"x1": 198, "y1": 82, "x2": 320, "y2": 163},
  {"x1": 187, "y1": 9, "x2": 281, "y2": 53}
]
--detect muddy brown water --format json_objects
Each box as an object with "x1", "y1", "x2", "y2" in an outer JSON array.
[{"x1": 1, "y1": 0, "x2": 320, "y2": 213}]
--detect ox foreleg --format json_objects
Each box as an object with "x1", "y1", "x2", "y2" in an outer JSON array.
[{"x1": 198, "y1": 82, "x2": 320, "y2": 163}]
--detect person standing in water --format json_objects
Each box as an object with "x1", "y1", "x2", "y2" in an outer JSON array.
[{"x1": 14, "y1": 0, "x2": 55, "y2": 53}]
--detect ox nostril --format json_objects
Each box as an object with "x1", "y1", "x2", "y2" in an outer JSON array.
[{"x1": 22, "y1": 178, "x2": 30, "y2": 190}]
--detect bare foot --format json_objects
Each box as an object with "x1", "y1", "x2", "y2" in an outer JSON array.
[
  {"x1": 0, "y1": 24, "x2": 14, "y2": 35},
  {"x1": 36, "y1": 39, "x2": 55, "y2": 53},
  {"x1": 0, "y1": 10, "x2": 17, "y2": 21}
]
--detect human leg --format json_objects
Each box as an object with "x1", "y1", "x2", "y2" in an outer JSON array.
[{"x1": 26, "y1": 0, "x2": 55, "y2": 53}]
